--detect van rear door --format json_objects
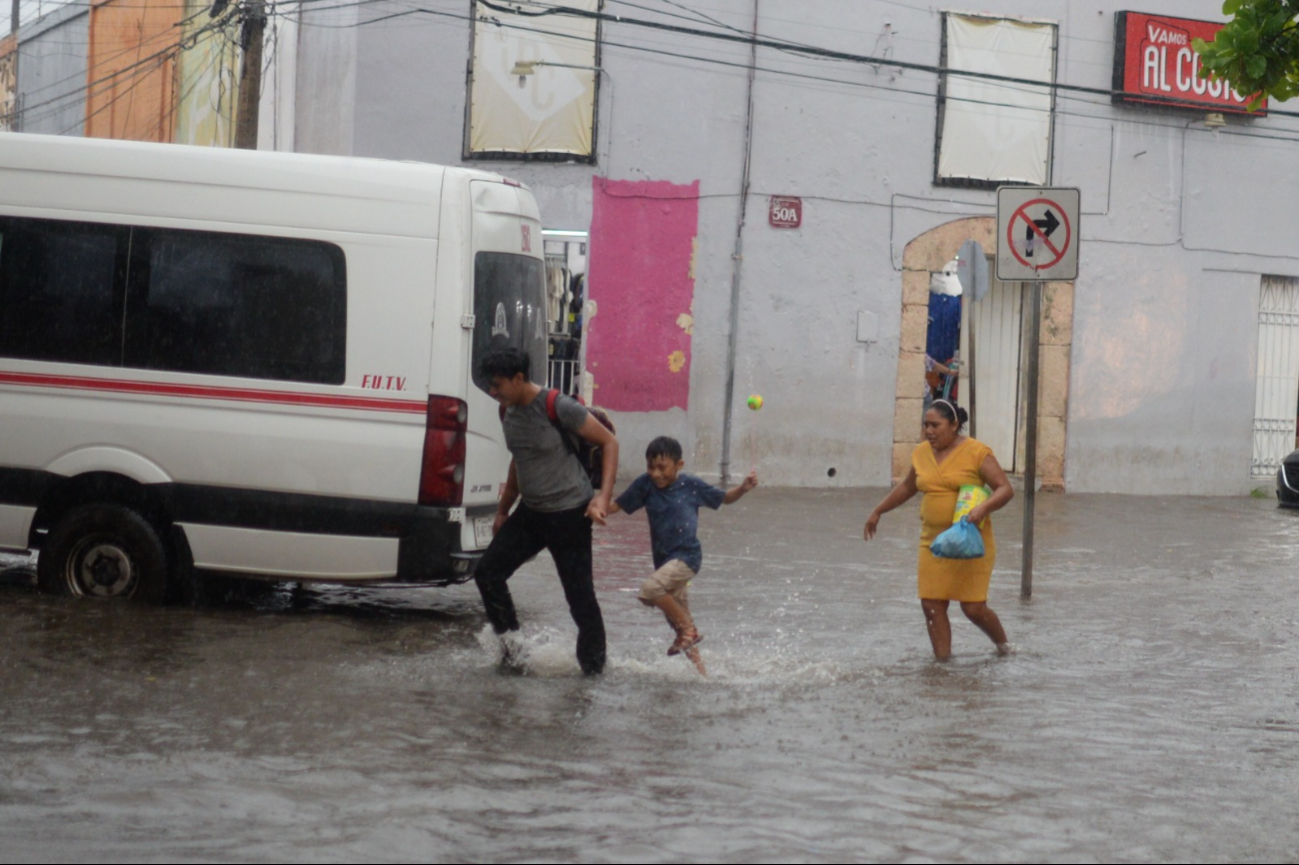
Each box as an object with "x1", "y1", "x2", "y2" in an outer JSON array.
[{"x1": 459, "y1": 181, "x2": 548, "y2": 539}]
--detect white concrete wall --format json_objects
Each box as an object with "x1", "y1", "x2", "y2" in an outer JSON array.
[{"x1": 291, "y1": 0, "x2": 1299, "y2": 494}]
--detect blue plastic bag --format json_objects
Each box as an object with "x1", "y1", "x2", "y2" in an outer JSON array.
[{"x1": 930, "y1": 517, "x2": 985, "y2": 559}]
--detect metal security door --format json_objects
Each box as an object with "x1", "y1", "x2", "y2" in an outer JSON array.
[
  {"x1": 960, "y1": 276, "x2": 1025, "y2": 471},
  {"x1": 1252, "y1": 275, "x2": 1299, "y2": 477}
]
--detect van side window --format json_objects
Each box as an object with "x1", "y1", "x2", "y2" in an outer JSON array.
[
  {"x1": 0, "y1": 217, "x2": 125, "y2": 366},
  {"x1": 125, "y1": 229, "x2": 347, "y2": 385}
]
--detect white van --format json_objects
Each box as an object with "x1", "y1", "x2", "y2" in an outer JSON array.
[{"x1": 0, "y1": 133, "x2": 550, "y2": 602}]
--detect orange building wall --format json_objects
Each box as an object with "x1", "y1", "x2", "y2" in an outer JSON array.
[
  {"x1": 86, "y1": 0, "x2": 183, "y2": 142},
  {"x1": 0, "y1": 35, "x2": 17, "y2": 131}
]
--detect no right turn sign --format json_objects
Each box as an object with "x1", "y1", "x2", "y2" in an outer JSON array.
[{"x1": 996, "y1": 187, "x2": 1080, "y2": 282}]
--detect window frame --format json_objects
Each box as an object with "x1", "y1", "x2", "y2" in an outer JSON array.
[{"x1": 933, "y1": 11, "x2": 1060, "y2": 189}]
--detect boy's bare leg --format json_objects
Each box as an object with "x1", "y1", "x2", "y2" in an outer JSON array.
[
  {"x1": 653, "y1": 594, "x2": 695, "y2": 635},
  {"x1": 683, "y1": 644, "x2": 707, "y2": 676},
  {"x1": 921, "y1": 599, "x2": 952, "y2": 660},
  {"x1": 959, "y1": 601, "x2": 1010, "y2": 652},
  {"x1": 675, "y1": 592, "x2": 706, "y2": 675}
]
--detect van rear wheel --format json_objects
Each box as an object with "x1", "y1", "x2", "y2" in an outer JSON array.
[{"x1": 37, "y1": 504, "x2": 169, "y2": 604}]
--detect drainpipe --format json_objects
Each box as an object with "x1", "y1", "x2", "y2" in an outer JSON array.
[{"x1": 719, "y1": 0, "x2": 759, "y2": 486}]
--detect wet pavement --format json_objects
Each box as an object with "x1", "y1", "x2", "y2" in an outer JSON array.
[{"x1": 2, "y1": 488, "x2": 1298, "y2": 863}]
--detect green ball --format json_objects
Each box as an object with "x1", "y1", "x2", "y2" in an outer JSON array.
[{"x1": 747, "y1": 394, "x2": 764, "y2": 411}]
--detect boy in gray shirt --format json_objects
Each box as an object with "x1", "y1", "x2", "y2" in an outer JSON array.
[{"x1": 474, "y1": 347, "x2": 619, "y2": 675}]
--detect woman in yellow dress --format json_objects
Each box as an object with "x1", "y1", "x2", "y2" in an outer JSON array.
[{"x1": 864, "y1": 399, "x2": 1014, "y2": 659}]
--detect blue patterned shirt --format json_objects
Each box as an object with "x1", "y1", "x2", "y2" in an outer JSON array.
[{"x1": 616, "y1": 473, "x2": 725, "y2": 573}]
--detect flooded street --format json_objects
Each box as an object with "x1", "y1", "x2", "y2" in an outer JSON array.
[{"x1": 2, "y1": 488, "x2": 1298, "y2": 862}]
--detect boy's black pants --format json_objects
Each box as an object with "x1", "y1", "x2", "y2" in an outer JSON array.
[{"x1": 473, "y1": 502, "x2": 606, "y2": 674}]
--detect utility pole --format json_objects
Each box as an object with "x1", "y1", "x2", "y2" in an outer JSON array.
[
  {"x1": 7, "y1": 0, "x2": 19, "y2": 132},
  {"x1": 234, "y1": 0, "x2": 266, "y2": 149}
]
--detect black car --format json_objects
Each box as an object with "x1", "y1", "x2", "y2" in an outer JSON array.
[{"x1": 1278, "y1": 451, "x2": 1299, "y2": 508}]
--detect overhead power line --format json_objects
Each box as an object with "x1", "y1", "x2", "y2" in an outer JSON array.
[
  {"x1": 12, "y1": 0, "x2": 1299, "y2": 144},
  {"x1": 274, "y1": 0, "x2": 1299, "y2": 145},
  {"x1": 276, "y1": 0, "x2": 1299, "y2": 123},
  {"x1": 475, "y1": 0, "x2": 1299, "y2": 117}
]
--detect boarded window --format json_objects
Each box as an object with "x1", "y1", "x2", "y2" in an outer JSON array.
[
  {"x1": 465, "y1": 0, "x2": 601, "y2": 162},
  {"x1": 935, "y1": 13, "x2": 1056, "y2": 187}
]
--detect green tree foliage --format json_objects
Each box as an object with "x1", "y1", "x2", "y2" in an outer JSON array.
[{"x1": 1192, "y1": 0, "x2": 1299, "y2": 107}]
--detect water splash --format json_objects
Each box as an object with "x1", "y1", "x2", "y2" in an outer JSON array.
[
  {"x1": 474, "y1": 624, "x2": 583, "y2": 678},
  {"x1": 474, "y1": 623, "x2": 853, "y2": 685}
]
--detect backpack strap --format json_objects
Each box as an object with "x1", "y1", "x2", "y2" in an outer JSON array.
[
  {"x1": 499, "y1": 389, "x2": 564, "y2": 424},
  {"x1": 545, "y1": 389, "x2": 581, "y2": 458}
]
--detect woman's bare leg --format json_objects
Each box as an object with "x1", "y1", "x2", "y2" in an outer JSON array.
[
  {"x1": 959, "y1": 601, "x2": 1010, "y2": 652},
  {"x1": 921, "y1": 599, "x2": 952, "y2": 660}
]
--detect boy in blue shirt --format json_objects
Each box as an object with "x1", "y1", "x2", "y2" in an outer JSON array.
[{"x1": 611, "y1": 436, "x2": 758, "y2": 675}]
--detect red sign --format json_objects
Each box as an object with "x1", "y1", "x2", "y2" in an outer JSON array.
[
  {"x1": 1113, "y1": 11, "x2": 1267, "y2": 115},
  {"x1": 768, "y1": 196, "x2": 801, "y2": 229},
  {"x1": 1007, "y1": 198, "x2": 1072, "y2": 272}
]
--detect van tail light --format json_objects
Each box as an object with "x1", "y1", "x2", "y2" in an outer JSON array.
[{"x1": 419, "y1": 396, "x2": 468, "y2": 507}]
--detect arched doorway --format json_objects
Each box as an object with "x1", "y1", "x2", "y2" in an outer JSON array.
[{"x1": 892, "y1": 217, "x2": 1073, "y2": 490}]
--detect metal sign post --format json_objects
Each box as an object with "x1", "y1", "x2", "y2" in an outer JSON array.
[
  {"x1": 996, "y1": 187, "x2": 1080, "y2": 598},
  {"x1": 1020, "y1": 283, "x2": 1041, "y2": 598}
]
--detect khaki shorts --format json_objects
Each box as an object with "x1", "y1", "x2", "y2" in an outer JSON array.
[{"x1": 638, "y1": 559, "x2": 696, "y2": 605}]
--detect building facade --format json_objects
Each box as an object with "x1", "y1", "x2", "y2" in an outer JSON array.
[{"x1": 8, "y1": 1, "x2": 1299, "y2": 495}]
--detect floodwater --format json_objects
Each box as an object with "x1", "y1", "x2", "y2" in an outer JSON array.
[{"x1": 2, "y1": 489, "x2": 1299, "y2": 863}]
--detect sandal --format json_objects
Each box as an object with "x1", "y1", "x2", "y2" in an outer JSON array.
[{"x1": 668, "y1": 629, "x2": 702, "y2": 656}]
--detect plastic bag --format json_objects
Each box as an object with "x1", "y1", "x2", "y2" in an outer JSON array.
[
  {"x1": 953, "y1": 484, "x2": 990, "y2": 524},
  {"x1": 930, "y1": 517, "x2": 985, "y2": 559}
]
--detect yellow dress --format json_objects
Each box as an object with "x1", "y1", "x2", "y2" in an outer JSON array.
[{"x1": 913, "y1": 437, "x2": 997, "y2": 602}]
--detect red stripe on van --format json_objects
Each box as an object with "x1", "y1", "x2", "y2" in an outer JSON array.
[{"x1": 0, "y1": 371, "x2": 427, "y2": 414}]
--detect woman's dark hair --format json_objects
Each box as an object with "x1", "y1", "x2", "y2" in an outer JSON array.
[
  {"x1": 646, "y1": 436, "x2": 683, "y2": 462},
  {"x1": 927, "y1": 399, "x2": 969, "y2": 430},
  {"x1": 479, "y1": 346, "x2": 530, "y2": 382}
]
